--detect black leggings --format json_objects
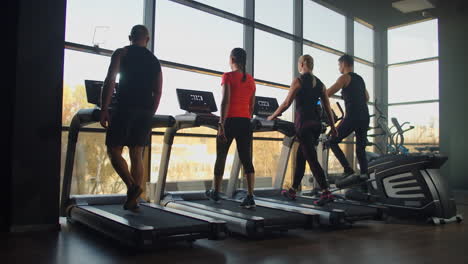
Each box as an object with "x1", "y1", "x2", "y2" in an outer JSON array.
[
  {"x1": 292, "y1": 122, "x2": 329, "y2": 190},
  {"x1": 214, "y1": 117, "x2": 255, "y2": 176},
  {"x1": 329, "y1": 118, "x2": 369, "y2": 174}
]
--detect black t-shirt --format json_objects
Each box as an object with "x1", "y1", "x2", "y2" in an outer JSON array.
[
  {"x1": 295, "y1": 72, "x2": 323, "y2": 126},
  {"x1": 116, "y1": 45, "x2": 161, "y2": 110},
  {"x1": 341, "y1": 72, "x2": 369, "y2": 121}
]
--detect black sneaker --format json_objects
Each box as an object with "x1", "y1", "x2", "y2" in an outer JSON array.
[
  {"x1": 314, "y1": 191, "x2": 335, "y2": 206},
  {"x1": 281, "y1": 188, "x2": 297, "y2": 200},
  {"x1": 205, "y1": 189, "x2": 221, "y2": 203},
  {"x1": 123, "y1": 185, "x2": 142, "y2": 211},
  {"x1": 240, "y1": 195, "x2": 256, "y2": 209}
]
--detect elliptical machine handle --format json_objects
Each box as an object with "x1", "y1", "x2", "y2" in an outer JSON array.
[
  {"x1": 391, "y1": 117, "x2": 404, "y2": 134},
  {"x1": 335, "y1": 102, "x2": 344, "y2": 121}
]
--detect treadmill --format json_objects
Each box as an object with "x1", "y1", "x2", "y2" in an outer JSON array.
[
  {"x1": 226, "y1": 96, "x2": 384, "y2": 226},
  {"x1": 60, "y1": 81, "x2": 226, "y2": 249},
  {"x1": 153, "y1": 89, "x2": 319, "y2": 238}
]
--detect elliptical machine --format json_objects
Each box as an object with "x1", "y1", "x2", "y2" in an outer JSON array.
[{"x1": 333, "y1": 106, "x2": 463, "y2": 225}]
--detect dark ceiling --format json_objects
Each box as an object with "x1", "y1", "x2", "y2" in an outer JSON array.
[{"x1": 318, "y1": 0, "x2": 439, "y2": 28}]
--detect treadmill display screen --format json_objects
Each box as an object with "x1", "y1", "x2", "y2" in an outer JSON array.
[
  {"x1": 176, "y1": 89, "x2": 218, "y2": 113},
  {"x1": 254, "y1": 96, "x2": 279, "y2": 117},
  {"x1": 85, "y1": 80, "x2": 118, "y2": 107}
]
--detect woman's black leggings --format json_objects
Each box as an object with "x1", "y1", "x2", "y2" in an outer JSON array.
[
  {"x1": 214, "y1": 117, "x2": 255, "y2": 176},
  {"x1": 292, "y1": 122, "x2": 329, "y2": 190}
]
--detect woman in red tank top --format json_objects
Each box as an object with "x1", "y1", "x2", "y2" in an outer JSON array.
[{"x1": 205, "y1": 48, "x2": 257, "y2": 208}]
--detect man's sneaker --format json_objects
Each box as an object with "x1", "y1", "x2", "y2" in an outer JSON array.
[
  {"x1": 240, "y1": 195, "x2": 256, "y2": 209},
  {"x1": 123, "y1": 185, "x2": 142, "y2": 211},
  {"x1": 127, "y1": 184, "x2": 143, "y2": 198},
  {"x1": 314, "y1": 191, "x2": 335, "y2": 206},
  {"x1": 205, "y1": 189, "x2": 221, "y2": 203},
  {"x1": 281, "y1": 188, "x2": 297, "y2": 200}
]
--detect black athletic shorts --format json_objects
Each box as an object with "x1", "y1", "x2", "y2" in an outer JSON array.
[{"x1": 105, "y1": 108, "x2": 154, "y2": 147}]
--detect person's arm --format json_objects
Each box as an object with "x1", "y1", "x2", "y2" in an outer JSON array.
[
  {"x1": 152, "y1": 70, "x2": 163, "y2": 114},
  {"x1": 267, "y1": 78, "x2": 301, "y2": 120},
  {"x1": 250, "y1": 83, "x2": 256, "y2": 118},
  {"x1": 365, "y1": 88, "x2": 370, "y2": 103},
  {"x1": 321, "y1": 85, "x2": 338, "y2": 137},
  {"x1": 100, "y1": 48, "x2": 123, "y2": 128},
  {"x1": 326, "y1": 74, "x2": 349, "y2": 98},
  {"x1": 220, "y1": 82, "x2": 231, "y2": 125}
]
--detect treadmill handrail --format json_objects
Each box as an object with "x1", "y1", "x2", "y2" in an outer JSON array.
[{"x1": 60, "y1": 108, "x2": 176, "y2": 216}]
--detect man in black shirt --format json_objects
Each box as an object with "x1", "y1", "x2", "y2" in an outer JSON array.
[
  {"x1": 100, "y1": 25, "x2": 163, "y2": 210},
  {"x1": 327, "y1": 54, "x2": 370, "y2": 178}
]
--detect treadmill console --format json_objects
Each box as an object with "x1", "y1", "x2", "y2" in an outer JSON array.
[
  {"x1": 85, "y1": 80, "x2": 118, "y2": 108},
  {"x1": 254, "y1": 96, "x2": 280, "y2": 118},
  {"x1": 176, "y1": 89, "x2": 218, "y2": 114}
]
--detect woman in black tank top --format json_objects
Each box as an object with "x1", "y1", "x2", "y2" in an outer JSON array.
[{"x1": 267, "y1": 55, "x2": 338, "y2": 206}]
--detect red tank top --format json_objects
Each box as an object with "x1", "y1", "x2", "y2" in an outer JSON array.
[{"x1": 221, "y1": 71, "x2": 256, "y2": 118}]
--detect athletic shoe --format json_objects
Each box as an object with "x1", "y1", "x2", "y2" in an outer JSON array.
[
  {"x1": 314, "y1": 191, "x2": 335, "y2": 206},
  {"x1": 281, "y1": 188, "x2": 297, "y2": 200},
  {"x1": 123, "y1": 185, "x2": 142, "y2": 211},
  {"x1": 205, "y1": 189, "x2": 221, "y2": 203},
  {"x1": 240, "y1": 195, "x2": 256, "y2": 209}
]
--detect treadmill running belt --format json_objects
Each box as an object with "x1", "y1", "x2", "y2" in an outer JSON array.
[
  {"x1": 264, "y1": 194, "x2": 379, "y2": 218},
  {"x1": 195, "y1": 199, "x2": 306, "y2": 226},
  {"x1": 88, "y1": 204, "x2": 210, "y2": 231}
]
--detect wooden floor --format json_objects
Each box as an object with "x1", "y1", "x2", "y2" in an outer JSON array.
[{"x1": 2, "y1": 192, "x2": 468, "y2": 264}]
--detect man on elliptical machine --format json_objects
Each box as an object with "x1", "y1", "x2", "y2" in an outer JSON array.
[{"x1": 327, "y1": 54, "x2": 370, "y2": 180}]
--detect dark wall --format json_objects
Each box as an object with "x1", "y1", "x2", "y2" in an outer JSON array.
[
  {"x1": 3, "y1": 0, "x2": 19, "y2": 232},
  {"x1": 7, "y1": 0, "x2": 66, "y2": 232},
  {"x1": 438, "y1": 1, "x2": 468, "y2": 191}
]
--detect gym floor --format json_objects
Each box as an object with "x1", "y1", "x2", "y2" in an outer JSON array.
[{"x1": 3, "y1": 192, "x2": 467, "y2": 264}]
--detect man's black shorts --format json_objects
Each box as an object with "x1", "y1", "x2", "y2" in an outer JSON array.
[{"x1": 105, "y1": 108, "x2": 153, "y2": 147}]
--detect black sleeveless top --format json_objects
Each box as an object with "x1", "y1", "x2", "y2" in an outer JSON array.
[
  {"x1": 341, "y1": 72, "x2": 369, "y2": 121},
  {"x1": 294, "y1": 72, "x2": 323, "y2": 127},
  {"x1": 116, "y1": 45, "x2": 162, "y2": 110}
]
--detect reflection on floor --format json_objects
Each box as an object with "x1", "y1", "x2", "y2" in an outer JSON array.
[{"x1": 2, "y1": 192, "x2": 468, "y2": 264}]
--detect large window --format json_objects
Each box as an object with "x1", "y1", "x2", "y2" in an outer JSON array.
[
  {"x1": 303, "y1": 0, "x2": 346, "y2": 52},
  {"x1": 158, "y1": 67, "x2": 222, "y2": 117},
  {"x1": 388, "y1": 60, "x2": 438, "y2": 104},
  {"x1": 302, "y1": 45, "x2": 341, "y2": 89},
  {"x1": 354, "y1": 21, "x2": 374, "y2": 62},
  {"x1": 63, "y1": 0, "x2": 370, "y2": 195},
  {"x1": 62, "y1": 132, "x2": 128, "y2": 195},
  {"x1": 388, "y1": 103, "x2": 439, "y2": 144},
  {"x1": 155, "y1": 0, "x2": 243, "y2": 72},
  {"x1": 62, "y1": 50, "x2": 110, "y2": 126},
  {"x1": 388, "y1": 19, "x2": 438, "y2": 64},
  {"x1": 255, "y1": 0, "x2": 293, "y2": 33},
  {"x1": 195, "y1": 0, "x2": 244, "y2": 16},
  {"x1": 354, "y1": 62, "x2": 375, "y2": 103},
  {"x1": 254, "y1": 29, "x2": 293, "y2": 85},
  {"x1": 387, "y1": 19, "x2": 439, "y2": 146},
  {"x1": 65, "y1": 0, "x2": 144, "y2": 50},
  {"x1": 256, "y1": 85, "x2": 292, "y2": 122}
]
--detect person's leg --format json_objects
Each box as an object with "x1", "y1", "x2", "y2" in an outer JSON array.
[
  {"x1": 329, "y1": 118, "x2": 355, "y2": 175},
  {"x1": 213, "y1": 136, "x2": 233, "y2": 192},
  {"x1": 354, "y1": 119, "x2": 370, "y2": 175},
  {"x1": 106, "y1": 110, "x2": 134, "y2": 189},
  {"x1": 282, "y1": 144, "x2": 306, "y2": 200},
  {"x1": 292, "y1": 145, "x2": 306, "y2": 190},
  {"x1": 235, "y1": 119, "x2": 255, "y2": 196},
  {"x1": 107, "y1": 146, "x2": 134, "y2": 188},
  {"x1": 298, "y1": 127, "x2": 328, "y2": 191},
  {"x1": 129, "y1": 146, "x2": 145, "y2": 187}
]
